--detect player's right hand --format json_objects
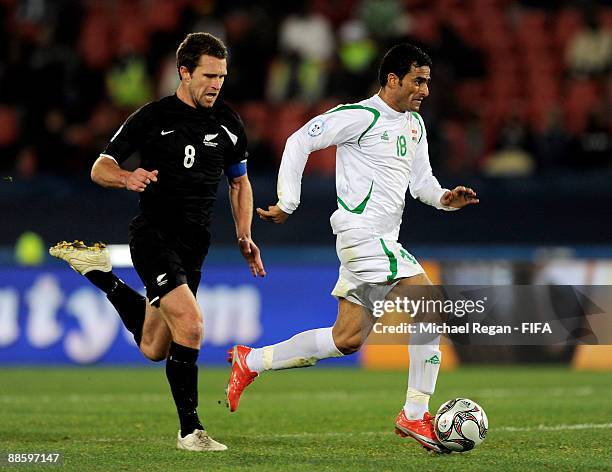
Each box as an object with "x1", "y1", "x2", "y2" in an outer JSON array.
[
  {"x1": 238, "y1": 237, "x2": 266, "y2": 277},
  {"x1": 126, "y1": 168, "x2": 158, "y2": 192},
  {"x1": 256, "y1": 205, "x2": 289, "y2": 224}
]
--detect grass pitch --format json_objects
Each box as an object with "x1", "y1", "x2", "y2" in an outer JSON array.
[{"x1": 0, "y1": 366, "x2": 610, "y2": 471}]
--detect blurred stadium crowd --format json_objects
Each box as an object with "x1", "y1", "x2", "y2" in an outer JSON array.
[{"x1": 0, "y1": 0, "x2": 610, "y2": 181}]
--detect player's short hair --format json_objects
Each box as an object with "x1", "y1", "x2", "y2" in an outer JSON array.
[
  {"x1": 176, "y1": 32, "x2": 228, "y2": 78},
  {"x1": 378, "y1": 44, "x2": 432, "y2": 86}
]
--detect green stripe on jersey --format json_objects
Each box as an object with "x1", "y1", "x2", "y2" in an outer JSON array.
[
  {"x1": 380, "y1": 239, "x2": 398, "y2": 281},
  {"x1": 325, "y1": 105, "x2": 380, "y2": 147},
  {"x1": 411, "y1": 112, "x2": 424, "y2": 144},
  {"x1": 337, "y1": 181, "x2": 374, "y2": 214},
  {"x1": 336, "y1": 181, "x2": 374, "y2": 215}
]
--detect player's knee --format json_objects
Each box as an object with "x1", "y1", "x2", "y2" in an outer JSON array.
[
  {"x1": 165, "y1": 307, "x2": 203, "y2": 346},
  {"x1": 179, "y1": 319, "x2": 203, "y2": 347}
]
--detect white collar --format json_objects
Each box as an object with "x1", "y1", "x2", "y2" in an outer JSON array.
[{"x1": 372, "y1": 93, "x2": 406, "y2": 119}]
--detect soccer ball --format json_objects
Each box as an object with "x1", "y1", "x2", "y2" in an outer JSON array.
[{"x1": 434, "y1": 398, "x2": 488, "y2": 452}]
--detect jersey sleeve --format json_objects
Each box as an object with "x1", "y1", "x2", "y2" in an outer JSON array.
[
  {"x1": 222, "y1": 121, "x2": 248, "y2": 168},
  {"x1": 409, "y1": 114, "x2": 457, "y2": 211},
  {"x1": 101, "y1": 103, "x2": 155, "y2": 164},
  {"x1": 277, "y1": 106, "x2": 373, "y2": 214},
  {"x1": 219, "y1": 107, "x2": 248, "y2": 179}
]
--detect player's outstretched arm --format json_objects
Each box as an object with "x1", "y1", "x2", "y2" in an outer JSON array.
[
  {"x1": 273, "y1": 108, "x2": 370, "y2": 218},
  {"x1": 256, "y1": 205, "x2": 290, "y2": 224},
  {"x1": 440, "y1": 186, "x2": 479, "y2": 208},
  {"x1": 229, "y1": 175, "x2": 266, "y2": 277},
  {"x1": 91, "y1": 156, "x2": 158, "y2": 192}
]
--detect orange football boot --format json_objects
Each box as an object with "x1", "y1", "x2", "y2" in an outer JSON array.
[
  {"x1": 395, "y1": 410, "x2": 451, "y2": 453},
  {"x1": 225, "y1": 345, "x2": 258, "y2": 412}
]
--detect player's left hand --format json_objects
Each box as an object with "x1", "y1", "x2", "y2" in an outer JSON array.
[
  {"x1": 257, "y1": 205, "x2": 290, "y2": 224},
  {"x1": 440, "y1": 186, "x2": 479, "y2": 208},
  {"x1": 238, "y1": 237, "x2": 266, "y2": 277}
]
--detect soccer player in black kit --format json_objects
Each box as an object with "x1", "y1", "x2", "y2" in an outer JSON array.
[{"x1": 50, "y1": 32, "x2": 265, "y2": 451}]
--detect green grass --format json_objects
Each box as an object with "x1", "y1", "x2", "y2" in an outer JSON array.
[{"x1": 0, "y1": 366, "x2": 611, "y2": 471}]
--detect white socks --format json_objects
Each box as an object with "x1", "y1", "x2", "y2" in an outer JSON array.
[
  {"x1": 404, "y1": 328, "x2": 441, "y2": 419},
  {"x1": 244, "y1": 324, "x2": 440, "y2": 420},
  {"x1": 246, "y1": 327, "x2": 343, "y2": 373}
]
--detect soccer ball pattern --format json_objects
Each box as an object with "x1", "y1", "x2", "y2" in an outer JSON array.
[{"x1": 434, "y1": 398, "x2": 488, "y2": 452}]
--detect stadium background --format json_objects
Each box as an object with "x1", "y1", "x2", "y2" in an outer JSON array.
[{"x1": 1, "y1": 0, "x2": 611, "y2": 369}]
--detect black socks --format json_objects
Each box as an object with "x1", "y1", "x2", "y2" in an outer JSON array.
[
  {"x1": 87, "y1": 272, "x2": 203, "y2": 436},
  {"x1": 85, "y1": 270, "x2": 120, "y2": 294},
  {"x1": 166, "y1": 342, "x2": 204, "y2": 437},
  {"x1": 107, "y1": 280, "x2": 146, "y2": 346},
  {"x1": 85, "y1": 270, "x2": 146, "y2": 345}
]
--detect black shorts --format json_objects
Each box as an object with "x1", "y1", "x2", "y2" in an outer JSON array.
[{"x1": 128, "y1": 215, "x2": 211, "y2": 306}]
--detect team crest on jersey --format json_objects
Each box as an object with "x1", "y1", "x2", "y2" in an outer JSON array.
[
  {"x1": 307, "y1": 119, "x2": 325, "y2": 137},
  {"x1": 203, "y1": 133, "x2": 219, "y2": 147}
]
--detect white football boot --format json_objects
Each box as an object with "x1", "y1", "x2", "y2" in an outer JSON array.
[
  {"x1": 49, "y1": 240, "x2": 111, "y2": 275},
  {"x1": 176, "y1": 430, "x2": 228, "y2": 452}
]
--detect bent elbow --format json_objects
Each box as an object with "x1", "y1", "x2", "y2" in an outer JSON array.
[
  {"x1": 90, "y1": 159, "x2": 107, "y2": 187},
  {"x1": 90, "y1": 165, "x2": 100, "y2": 185},
  {"x1": 282, "y1": 132, "x2": 301, "y2": 154}
]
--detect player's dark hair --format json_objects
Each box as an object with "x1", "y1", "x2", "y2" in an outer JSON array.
[
  {"x1": 176, "y1": 32, "x2": 228, "y2": 78},
  {"x1": 378, "y1": 44, "x2": 432, "y2": 86}
]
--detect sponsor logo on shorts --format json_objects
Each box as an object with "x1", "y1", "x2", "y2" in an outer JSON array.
[{"x1": 156, "y1": 273, "x2": 168, "y2": 287}]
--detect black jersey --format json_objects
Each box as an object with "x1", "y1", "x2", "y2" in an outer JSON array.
[{"x1": 102, "y1": 95, "x2": 248, "y2": 230}]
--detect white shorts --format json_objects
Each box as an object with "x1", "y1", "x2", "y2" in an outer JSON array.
[{"x1": 331, "y1": 229, "x2": 425, "y2": 311}]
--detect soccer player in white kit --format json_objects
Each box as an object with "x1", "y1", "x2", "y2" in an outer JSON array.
[{"x1": 226, "y1": 44, "x2": 478, "y2": 453}]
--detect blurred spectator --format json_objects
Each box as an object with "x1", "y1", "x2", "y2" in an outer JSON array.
[
  {"x1": 533, "y1": 107, "x2": 569, "y2": 173},
  {"x1": 483, "y1": 114, "x2": 536, "y2": 177},
  {"x1": 222, "y1": 8, "x2": 274, "y2": 101},
  {"x1": 15, "y1": 146, "x2": 37, "y2": 179},
  {"x1": 244, "y1": 125, "x2": 277, "y2": 174},
  {"x1": 567, "y1": 106, "x2": 612, "y2": 170},
  {"x1": 328, "y1": 19, "x2": 378, "y2": 101},
  {"x1": 566, "y1": 9, "x2": 612, "y2": 77},
  {"x1": 34, "y1": 109, "x2": 78, "y2": 174},
  {"x1": 404, "y1": 19, "x2": 485, "y2": 128},
  {"x1": 277, "y1": 6, "x2": 334, "y2": 64},
  {"x1": 185, "y1": 0, "x2": 226, "y2": 40},
  {"x1": 357, "y1": 0, "x2": 411, "y2": 40},
  {"x1": 436, "y1": 22, "x2": 485, "y2": 81},
  {"x1": 106, "y1": 54, "x2": 154, "y2": 109},
  {"x1": 21, "y1": 24, "x2": 80, "y2": 111},
  {"x1": 496, "y1": 114, "x2": 535, "y2": 155},
  {"x1": 236, "y1": 103, "x2": 277, "y2": 173},
  {"x1": 266, "y1": 3, "x2": 334, "y2": 103},
  {"x1": 156, "y1": 54, "x2": 181, "y2": 98}
]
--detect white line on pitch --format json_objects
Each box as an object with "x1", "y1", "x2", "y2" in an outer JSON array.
[
  {"x1": 497, "y1": 423, "x2": 612, "y2": 432},
  {"x1": 235, "y1": 423, "x2": 612, "y2": 439}
]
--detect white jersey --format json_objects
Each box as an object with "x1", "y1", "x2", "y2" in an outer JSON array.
[{"x1": 277, "y1": 94, "x2": 456, "y2": 240}]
